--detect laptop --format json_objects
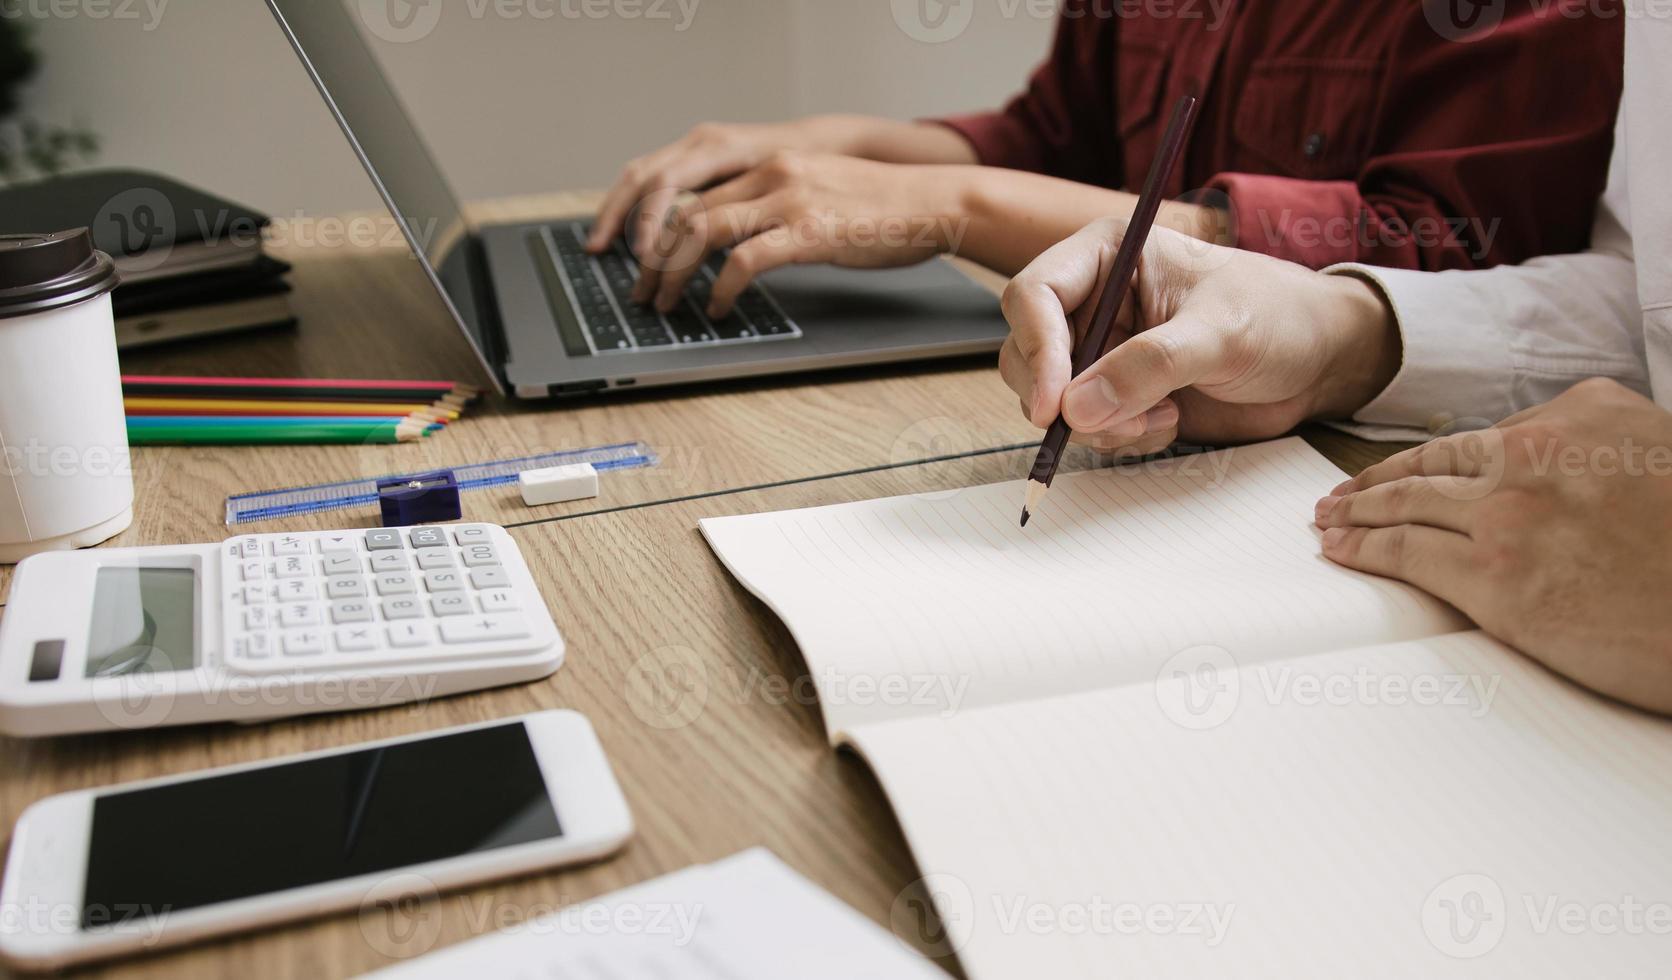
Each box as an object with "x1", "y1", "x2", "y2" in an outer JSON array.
[{"x1": 264, "y1": 0, "x2": 1010, "y2": 399}]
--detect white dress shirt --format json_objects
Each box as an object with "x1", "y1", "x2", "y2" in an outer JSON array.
[{"x1": 1332, "y1": 4, "x2": 1671, "y2": 439}]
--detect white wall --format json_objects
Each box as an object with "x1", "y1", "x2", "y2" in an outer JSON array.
[{"x1": 15, "y1": 0, "x2": 1054, "y2": 217}]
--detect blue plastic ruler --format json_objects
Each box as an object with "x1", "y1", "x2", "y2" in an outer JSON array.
[{"x1": 225, "y1": 442, "x2": 658, "y2": 525}]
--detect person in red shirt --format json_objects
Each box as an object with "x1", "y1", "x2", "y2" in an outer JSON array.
[{"x1": 591, "y1": 0, "x2": 1622, "y2": 319}]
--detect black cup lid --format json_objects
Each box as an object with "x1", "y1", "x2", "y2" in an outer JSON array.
[{"x1": 0, "y1": 228, "x2": 121, "y2": 320}]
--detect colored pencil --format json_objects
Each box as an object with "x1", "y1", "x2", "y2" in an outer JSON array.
[
  {"x1": 127, "y1": 420, "x2": 438, "y2": 446},
  {"x1": 1023, "y1": 94, "x2": 1201, "y2": 527},
  {"x1": 125, "y1": 415, "x2": 444, "y2": 429},
  {"x1": 124, "y1": 397, "x2": 461, "y2": 420},
  {"x1": 120, "y1": 375, "x2": 480, "y2": 403}
]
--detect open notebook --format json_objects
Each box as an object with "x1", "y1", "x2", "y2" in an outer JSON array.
[{"x1": 700, "y1": 438, "x2": 1672, "y2": 978}]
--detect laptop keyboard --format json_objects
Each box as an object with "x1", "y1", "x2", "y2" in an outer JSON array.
[{"x1": 531, "y1": 222, "x2": 801, "y2": 356}]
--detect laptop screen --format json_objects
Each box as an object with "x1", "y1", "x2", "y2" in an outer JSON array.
[{"x1": 264, "y1": 0, "x2": 498, "y2": 385}]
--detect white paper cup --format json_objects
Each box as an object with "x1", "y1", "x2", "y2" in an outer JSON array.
[{"x1": 0, "y1": 229, "x2": 132, "y2": 564}]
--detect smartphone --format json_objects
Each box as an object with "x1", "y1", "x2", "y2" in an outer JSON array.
[{"x1": 0, "y1": 711, "x2": 633, "y2": 971}]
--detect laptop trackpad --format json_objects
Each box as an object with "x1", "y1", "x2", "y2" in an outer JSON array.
[{"x1": 760, "y1": 262, "x2": 996, "y2": 320}]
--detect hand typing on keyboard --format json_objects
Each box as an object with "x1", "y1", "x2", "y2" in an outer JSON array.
[
  {"x1": 623, "y1": 153, "x2": 963, "y2": 319},
  {"x1": 539, "y1": 224, "x2": 800, "y2": 356}
]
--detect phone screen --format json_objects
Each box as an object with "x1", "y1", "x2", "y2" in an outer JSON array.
[{"x1": 80, "y1": 723, "x2": 562, "y2": 929}]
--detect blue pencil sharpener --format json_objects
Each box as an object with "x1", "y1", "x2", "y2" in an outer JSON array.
[{"x1": 377, "y1": 470, "x2": 462, "y2": 527}]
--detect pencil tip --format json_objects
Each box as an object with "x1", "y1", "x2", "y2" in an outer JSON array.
[{"x1": 1019, "y1": 509, "x2": 1030, "y2": 528}]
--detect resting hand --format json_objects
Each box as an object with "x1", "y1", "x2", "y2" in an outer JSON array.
[
  {"x1": 1316, "y1": 378, "x2": 1672, "y2": 715},
  {"x1": 999, "y1": 218, "x2": 1401, "y2": 455}
]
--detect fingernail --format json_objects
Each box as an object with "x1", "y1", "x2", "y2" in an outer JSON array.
[
  {"x1": 1321, "y1": 527, "x2": 1347, "y2": 550},
  {"x1": 1063, "y1": 377, "x2": 1121, "y2": 429},
  {"x1": 1143, "y1": 401, "x2": 1180, "y2": 431},
  {"x1": 1330, "y1": 479, "x2": 1354, "y2": 495},
  {"x1": 1314, "y1": 495, "x2": 1341, "y2": 525}
]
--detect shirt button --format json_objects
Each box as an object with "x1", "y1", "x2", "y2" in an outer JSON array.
[{"x1": 1303, "y1": 133, "x2": 1326, "y2": 159}]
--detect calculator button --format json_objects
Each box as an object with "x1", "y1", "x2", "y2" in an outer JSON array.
[
  {"x1": 365, "y1": 530, "x2": 405, "y2": 551},
  {"x1": 275, "y1": 555, "x2": 312, "y2": 579},
  {"x1": 271, "y1": 535, "x2": 308, "y2": 557},
  {"x1": 375, "y1": 573, "x2": 416, "y2": 596},
  {"x1": 431, "y1": 594, "x2": 472, "y2": 617},
  {"x1": 322, "y1": 554, "x2": 361, "y2": 577},
  {"x1": 282, "y1": 631, "x2": 325, "y2": 656},
  {"x1": 453, "y1": 526, "x2": 491, "y2": 545},
  {"x1": 335, "y1": 626, "x2": 378, "y2": 652},
  {"x1": 387, "y1": 622, "x2": 435, "y2": 648},
  {"x1": 424, "y1": 570, "x2": 464, "y2": 593},
  {"x1": 331, "y1": 600, "x2": 375, "y2": 624},
  {"x1": 415, "y1": 548, "x2": 455, "y2": 570},
  {"x1": 244, "y1": 607, "x2": 272, "y2": 630},
  {"x1": 370, "y1": 552, "x2": 410, "y2": 573},
  {"x1": 468, "y1": 567, "x2": 510, "y2": 590},
  {"x1": 381, "y1": 597, "x2": 424, "y2": 620},
  {"x1": 460, "y1": 544, "x2": 500, "y2": 568},
  {"x1": 439, "y1": 614, "x2": 530, "y2": 644},
  {"x1": 280, "y1": 603, "x2": 322, "y2": 629},
  {"x1": 326, "y1": 577, "x2": 368, "y2": 599},
  {"x1": 241, "y1": 585, "x2": 269, "y2": 604},
  {"x1": 235, "y1": 633, "x2": 274, "y2": 659},
  {"x1": 277, "y1": 579, "x2": 318, "y2": 601},
  {"x1": 241, "y1": 560, "x2": 267, "y2": 582},
  {"x1": 479, "y1": 589, "x2": 520, "y2": 613},
  {"x1": 408, "y1": 527, "x2": 448, "y2": 548},
  {"x1": 319, "y1": 533, "x2": 358, "y2": 554},
  {"x1": 236, "y1": 538, "x2": 262, "y2": 559}
]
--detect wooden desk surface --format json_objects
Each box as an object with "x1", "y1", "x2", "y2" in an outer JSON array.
[{"x1": 0, "y1": 193, "x2": 1405, "y2": 978}]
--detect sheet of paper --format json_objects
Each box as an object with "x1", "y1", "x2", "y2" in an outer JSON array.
[
  {"x1": 848, "y1": 631, "x2": 1672, "y2": 980},
  {"x1": 363, "y1": 849, "x2": 944, "y2": 980},
  {"x1": 701, "y1": 438, "x2": 1469, "y2": 736}
]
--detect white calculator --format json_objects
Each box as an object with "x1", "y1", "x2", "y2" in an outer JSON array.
[{"x1": 0, "y1": 524, "x2": 564, "y2": 737}]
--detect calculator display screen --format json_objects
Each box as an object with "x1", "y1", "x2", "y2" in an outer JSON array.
[
  {"x1": 79, "y1": 723, "x2": 563, "y2": 929},
  {"x1": 84, "y1": 568, "x2": 197, "y2": 678}
]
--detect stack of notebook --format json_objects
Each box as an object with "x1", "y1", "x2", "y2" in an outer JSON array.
[{"x1": 0, "y1": 168, "x2": 295, "y2": 348}]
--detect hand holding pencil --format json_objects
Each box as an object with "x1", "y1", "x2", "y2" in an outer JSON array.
[
  {"x1": 1019, "y1": 95, "x2": 1200, "y2": 527},
  {"x1": 1001, "y1": 99, "x2": 1405, "y2": 525}
]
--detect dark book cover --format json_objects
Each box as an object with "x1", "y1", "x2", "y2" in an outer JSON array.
[
  {"x1": 114, "y1": 256, "x2": 293, "y2": 316},
  {"x1": 0, "y1": 168, "x2": 270, "y2": 259}
]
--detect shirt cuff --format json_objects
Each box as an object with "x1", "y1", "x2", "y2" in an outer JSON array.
[
  {"x1": 1208, "y1": 173, "x2": 1364, "y2": 269},
  {"x1": 928, "y1": 112, "x2": 1045, "y2": 174},
  {"x1": 1326, "y1": 264, "x2": 1518, "y2": 435}
]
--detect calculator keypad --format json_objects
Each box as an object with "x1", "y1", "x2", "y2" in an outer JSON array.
[{"x1": 222, "y1": 524, "x2": 547, "y2": 674}]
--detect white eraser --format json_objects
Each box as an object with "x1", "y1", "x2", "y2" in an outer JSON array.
[{"x1": 519, "y1": 462, "x2": 600, "y2": 506}]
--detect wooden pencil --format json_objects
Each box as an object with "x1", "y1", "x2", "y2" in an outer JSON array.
[
  {"x1": 1022, "y1": 94, "x2": 1202, "y2": 528},
  {"x1": 126, "y1": 415, "x2": 444, "y2": 428},
  {"x1": 126, "y1": 419, "x2": 437, "y2": 446},
  {"x1": 124, "y1": 397, "x2": 462, "y2": 420},
  {"x1": 120, "y1": 375, "x2": 480, "y2": 403}
]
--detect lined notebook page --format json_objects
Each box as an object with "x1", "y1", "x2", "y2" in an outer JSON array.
[
  {"x1": 701, "y1": 438, "x2": 1468, "y2": 737},
  {"x1": 848, "y1": 632, "x2": 1672, "y2": 980}
]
